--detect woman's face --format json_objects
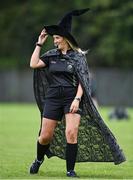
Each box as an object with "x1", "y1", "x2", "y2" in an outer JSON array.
[{"x1": 53, "y1": 35, "x2": 68, "y2": 49}]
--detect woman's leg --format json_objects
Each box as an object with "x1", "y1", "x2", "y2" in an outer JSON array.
[
  {"x1": 39, "y1": 117, "x2": 57, "y2": 145},
  {"x1": 37, "y1": 117, "x2": 57, "y2": 160},
  {"x1": 30, "y1": 118, "x2": 57, "y2": 174},
  {"x1": 65, "y1": 113, "x2": 80, "y2": 174}
]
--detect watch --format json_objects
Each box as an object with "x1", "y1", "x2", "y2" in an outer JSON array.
[{"x1": 74, "y1": 97, "x2": 81, "y2": 102}]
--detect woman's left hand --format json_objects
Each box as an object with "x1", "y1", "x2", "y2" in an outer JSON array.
[{"x1": 69, "y1": 100, "x2": 80, "y2": 113}]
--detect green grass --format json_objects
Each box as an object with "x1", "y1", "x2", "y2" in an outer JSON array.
[{"x1": 0, "y1": 103, "x2": 133, "y2": 179}]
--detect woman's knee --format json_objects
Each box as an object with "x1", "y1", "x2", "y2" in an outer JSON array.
[
  {"x1": 65, "y1": 128, "x2": 78, "y2": 143},
  {"x1": 39, "y1": 132, "x2": 52, "y2": 145},
  {"x1": 39, "y1": 118, "x2": 57, "y2": 145}
]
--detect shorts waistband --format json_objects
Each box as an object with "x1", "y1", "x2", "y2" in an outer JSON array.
[{"x1": 48, "y1": 86, "x2": 77, "y2": 98}]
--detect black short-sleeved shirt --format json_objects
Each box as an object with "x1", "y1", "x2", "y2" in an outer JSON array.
[{"x1": 40, "y1": 50, "x2": 79, "y2": 87}]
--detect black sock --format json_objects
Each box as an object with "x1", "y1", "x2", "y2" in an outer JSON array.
[
  {"x1": 37, "y1": 141, "x2": 50, "y2": 161},
  {"x1": 66, "y1": 143, "x2": 78, "y2": 172}
]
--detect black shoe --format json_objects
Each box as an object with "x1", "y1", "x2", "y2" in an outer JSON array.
[
  {"x1": 67, "y1": 170, "x2": 79, "y2": 178},
  {"x1": 30, "y1": 158, "x2": 44, "y2": 174}
]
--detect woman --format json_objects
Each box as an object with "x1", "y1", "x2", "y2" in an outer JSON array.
[
  {"x1": 29, "y1": 9, "x2": 125, "y2": 178},
  {"x1": 30, "y1": 30, "x2": 83, "y2": 177}
]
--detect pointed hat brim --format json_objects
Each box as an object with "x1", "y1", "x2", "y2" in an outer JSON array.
[{"x1": 44, "y1": 25, "x2": 78, "y2": 47}]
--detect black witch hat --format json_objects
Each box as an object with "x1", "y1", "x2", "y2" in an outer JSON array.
[{"x1": 44, "y1": 8, "x2": 90, "y2": 47}]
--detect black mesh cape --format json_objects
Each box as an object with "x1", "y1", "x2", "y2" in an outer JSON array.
[{"x1": 33, "y1": 49, "x2": 126, "y2": 164}]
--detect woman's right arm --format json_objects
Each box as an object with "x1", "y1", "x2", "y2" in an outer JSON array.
[{"x1": 30, "y1": 29, "x2": 48, "y2": 69}]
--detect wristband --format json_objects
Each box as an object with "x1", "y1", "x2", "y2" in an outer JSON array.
[
  {"x1": 36, "y1": 42, "x2": 42, "y2": 47},
  {"x1": 74, "y1": 97, "x2": 81, "y2": 102}
]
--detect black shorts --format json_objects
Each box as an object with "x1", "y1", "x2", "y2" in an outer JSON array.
[{"x1": 43, "y1": 86, "x2": 83, "y2": 121}]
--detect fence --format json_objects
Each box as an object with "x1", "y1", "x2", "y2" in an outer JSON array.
[{"x1": 0, "y1": 68, "x2": 133, "y2": 106}]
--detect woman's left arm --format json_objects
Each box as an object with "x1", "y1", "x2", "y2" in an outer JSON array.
[{"x1": 69, "y1": 83, "x2": 83, "y2": 113}]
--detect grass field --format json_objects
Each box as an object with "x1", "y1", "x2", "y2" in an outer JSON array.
[{"x1": 0, "y1": 103, "x2": 133, "y2": 179}]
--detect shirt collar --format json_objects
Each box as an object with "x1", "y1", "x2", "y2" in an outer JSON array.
[{"x1": 57, "y1": 48, "x2": 74, "y2": 55}]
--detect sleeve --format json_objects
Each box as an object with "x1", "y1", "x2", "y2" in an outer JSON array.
[{"x1": 40, "y1": 53, "x2": 49, "y2": 67}]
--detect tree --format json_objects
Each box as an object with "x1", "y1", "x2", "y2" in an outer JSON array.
[{"x1": 0, "y1": 0, "x2": 132, "y2": 69}]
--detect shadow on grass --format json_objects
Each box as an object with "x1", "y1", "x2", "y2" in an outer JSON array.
[{"x1": 38, "y1": 170, "x2": 131, "y2": 179}]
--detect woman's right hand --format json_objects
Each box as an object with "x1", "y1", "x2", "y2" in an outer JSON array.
[{"x1": 37, "y1": 29, "x2": 48, "y2": 45}]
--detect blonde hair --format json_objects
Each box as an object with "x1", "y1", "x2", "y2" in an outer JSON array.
[{"x1": 65, "y1": 38, "x2": 88, "y2": 55}]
